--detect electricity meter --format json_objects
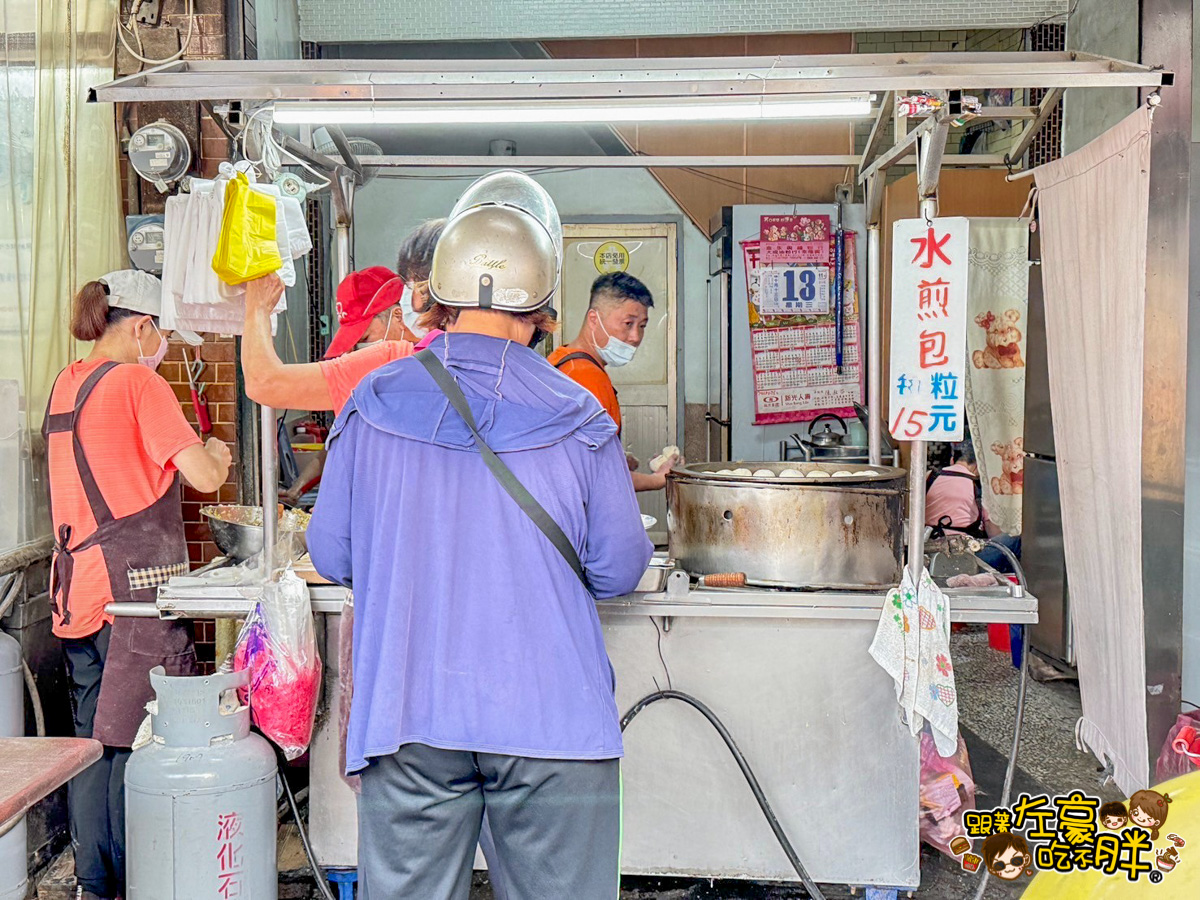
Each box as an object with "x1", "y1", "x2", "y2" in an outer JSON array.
[
  {"x1": 126, "y1": 215, "x2": 166, "y2": 274},
  {"x1": 128, "y1": 121, "x2": 192, "y2": 191}
]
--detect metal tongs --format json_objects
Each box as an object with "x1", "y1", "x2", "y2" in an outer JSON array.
[{"x1": 184, "y1": 347, "x2": 212, "y2": 436}]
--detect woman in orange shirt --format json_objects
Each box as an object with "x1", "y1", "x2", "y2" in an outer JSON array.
[{"x1": 45, "y1": 271, "x2": 232, "y2": 900}]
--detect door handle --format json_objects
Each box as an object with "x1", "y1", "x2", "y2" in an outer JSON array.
[{"x1": 705, "y1": 412, "x2": 731, "y2": 429}]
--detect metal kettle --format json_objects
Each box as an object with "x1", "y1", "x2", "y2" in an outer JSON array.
[{"x1": 807, "y1": 414, "x2": 848, "y2": 448}]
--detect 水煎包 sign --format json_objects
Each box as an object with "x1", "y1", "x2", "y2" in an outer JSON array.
[{"x1": 889, "y1": 217, "x2": 969, "y2": 441}]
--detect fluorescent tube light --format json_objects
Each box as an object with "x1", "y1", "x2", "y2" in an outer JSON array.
[{"x1": 271, "y1": 95, "x2": 874, "y2": 126}]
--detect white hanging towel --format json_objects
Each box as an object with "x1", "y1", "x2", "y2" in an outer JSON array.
[{"x1": 869, "y1": 568, "x2": 960, "y2": 757}]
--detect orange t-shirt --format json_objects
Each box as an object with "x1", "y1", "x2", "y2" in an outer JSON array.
[
  {"x1": 547, "y1": 347, "x2": 621, "y2": 432},
  {"x1": 46, "y1": 359, "x2": 202, "y2": 639},
  {"x1": 319, "y1": 340, "x2": 415, "y2": 414}
]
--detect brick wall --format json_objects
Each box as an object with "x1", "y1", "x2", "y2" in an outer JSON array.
[
  {"x1": 117, "y1": 0, "x2": 238, "y2": 670},
  {"x1": 297, "y1": 0, "x2": 1068, "y2": 43}
]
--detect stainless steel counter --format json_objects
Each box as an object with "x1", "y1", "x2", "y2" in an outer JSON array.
[
  {"x1": 115, "y1": 582, "x2": 1037, "y2": 624},
  {"x1": 125, "y1": 578, "x2": 1036, "y2": 888}
]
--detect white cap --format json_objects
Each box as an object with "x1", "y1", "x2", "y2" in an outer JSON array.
[{"x1": 98, "y1": 270, "x2": 202, "y2": 345}]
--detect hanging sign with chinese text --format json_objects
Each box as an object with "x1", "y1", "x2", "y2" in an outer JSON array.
[{"x1": 889, "y1": 217, "x2": 970, "y2": 441}]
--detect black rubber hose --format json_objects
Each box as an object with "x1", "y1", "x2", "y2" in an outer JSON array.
[
  {"x1": 273, "y1": 744, "x2": 338, "y2": 900},
  {"x1": 621, "y1": 690, "x2": 827, "y2": 900}
]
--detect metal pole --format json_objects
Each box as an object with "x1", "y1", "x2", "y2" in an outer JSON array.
[
  {"x1": 907, "y1": 440, "x2": 927, "y2": 584},
  {"x1": 260, "y1": 403, "x2": 278, "y2": 579},
  {"x1": 867, "y1": 224, "x2": 883, "y2": 465},
  {"x1": 906, "y1": 195, "x2": 939, "y2": 583}
]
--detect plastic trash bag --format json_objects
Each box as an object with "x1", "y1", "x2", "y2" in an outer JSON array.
[
  {"x1": 1156, "y1": 707, "x2": 1200, "y2": 783},
  {"x1": 212, "y1": 171, "x2": 282, "y2": 285},
  {"x1": 920, "y1": 728, "x2": 977, "y2": 858},
  {"x1": 231, "y1": 569, "x2": 321, "y2": 759}
]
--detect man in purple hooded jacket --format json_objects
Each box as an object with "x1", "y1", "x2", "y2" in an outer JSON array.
[{"x1": 308, "y1": 173, "x2": 652, "y2": 900}]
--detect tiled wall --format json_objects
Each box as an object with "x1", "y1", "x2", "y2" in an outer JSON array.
[{"x1": 297, "y1": 1, "x2": 1067, "y2": 43}]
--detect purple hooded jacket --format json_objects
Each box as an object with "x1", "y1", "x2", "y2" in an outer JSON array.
[{"x1": 308, "y1": 332, "x2": 652, "y2": 771}]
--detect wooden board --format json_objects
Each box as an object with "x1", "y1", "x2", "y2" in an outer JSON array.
[
  {"x1": 293, "y1": 554, "x2": 332, "y2": 585},
  {"x1": 0, "y1": 738, "x2": 102, "y2": 829}
]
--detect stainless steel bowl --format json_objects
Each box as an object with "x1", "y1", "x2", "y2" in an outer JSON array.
[{"x1": 201, "y1": 505, "x2": 308, "y2": 562}]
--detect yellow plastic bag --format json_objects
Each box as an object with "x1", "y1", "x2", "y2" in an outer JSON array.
[{"x1": 212, "y1": 172, "x2": 283, "y2": 285}]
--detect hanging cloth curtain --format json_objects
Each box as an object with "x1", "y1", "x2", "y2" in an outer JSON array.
[
  {"x1": 964, "y1": 218, "x2": 1031, "y2": 535},
  {"x1": 0, "y1": 0, "x2": 124, "y2": 552},
  {"x1": 1033, "y1": 105, "x2": 1154, "y2": 794}
]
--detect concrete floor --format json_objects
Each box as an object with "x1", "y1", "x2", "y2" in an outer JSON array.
[{"x1": 459, "y1": 627, "x2": 1116, "y2": 900}]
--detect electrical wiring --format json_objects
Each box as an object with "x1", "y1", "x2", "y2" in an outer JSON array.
[
  {"x1": 119, "y1": 0, "x2": 195, "y2": 66},
  {"x1": 679, "y1": 166, "x2": 826, "y2": 205},
  {"x1": 240, "y1": 106, "x2": 331, "y2": 191}
]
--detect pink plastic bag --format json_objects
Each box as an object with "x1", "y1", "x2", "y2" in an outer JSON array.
[
  {"x1": 920, "y1": 730, "x2": 977, "y2": 858},
  {"x1": 1155, "y1": 708, "x2": 1200, "y2": 784},
  {"x1": 232, "y1": 570, "x2": 322, "y2": 759}
]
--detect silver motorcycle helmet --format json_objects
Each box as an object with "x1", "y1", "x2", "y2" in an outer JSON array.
[
  {"x1": 450, "y1": 169, "x2": 563, "y2": 262},
  {"x1": 430, "y1": 172, "x2": 561, "y2": 312}
]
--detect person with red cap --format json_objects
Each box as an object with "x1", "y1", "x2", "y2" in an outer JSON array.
[{"x1": 241, "y1": 219, "x2": 444, "y2": 414}]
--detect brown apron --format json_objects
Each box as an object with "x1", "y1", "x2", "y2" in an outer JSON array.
[{"x1": 44, "y1": 360, "x2": 198, "y2": 747}]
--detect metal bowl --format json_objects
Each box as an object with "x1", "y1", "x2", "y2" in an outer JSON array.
[{"x1": 201, "y1": 505, "x2": 308, "y2": 562}]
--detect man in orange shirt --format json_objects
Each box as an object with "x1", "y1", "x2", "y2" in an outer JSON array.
[{"x1": 548, "y1": 272, "x2": 678, "y2": 492}]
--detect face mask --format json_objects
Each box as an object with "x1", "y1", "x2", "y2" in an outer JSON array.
[
  {"x1": 360, "y1": 309, "x2": 398, "y2": 349},
  {"x1": 137, "y1": 322, "x2": 169, "y2": 370},
  {"x1": 399, "y1": 285, "x2": 428, "y2": 339},
  {"x1": 592, "y1": 312, "x2": 637, "y2": 368}
]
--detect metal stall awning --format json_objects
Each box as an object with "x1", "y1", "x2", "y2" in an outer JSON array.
[{"x1": 89, "y1": 51, "x2": 1168, "y2": 577}]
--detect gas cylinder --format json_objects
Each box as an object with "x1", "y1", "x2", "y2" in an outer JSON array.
[
  {"x1": 126, "y1": 666, "x2": 278, "y2": 899},
  {"x1": 0, "y1": 631, "x2": 28, "y2": 900}
]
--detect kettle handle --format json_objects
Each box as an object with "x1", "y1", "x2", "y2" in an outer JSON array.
[{"x1": 808, "y1": 413, "x2": 848, "y2": 436}]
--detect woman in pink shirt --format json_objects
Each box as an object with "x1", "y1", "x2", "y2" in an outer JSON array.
[
  {"x1": 925, "y1": 441, "x2": 1020, "y2": 572},
  {"x1": 240, "y1": 219, "x2": 445, "y2": 414}
]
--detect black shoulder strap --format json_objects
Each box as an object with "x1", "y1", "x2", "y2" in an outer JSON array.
[
  {"x1": 553, "y1": 351, "x2": 601, "y2": 371},
  {"x1": 415, "y1": 349, "x2": 592, "y2": 594}
]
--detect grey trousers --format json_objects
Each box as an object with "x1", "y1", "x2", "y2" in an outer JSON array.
[{"x1": 358, "y1": 744, "x2": 621, "y2": 900}]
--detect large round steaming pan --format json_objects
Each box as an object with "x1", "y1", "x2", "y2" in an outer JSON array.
[{"x1": 666, "y1": 462, "x2": 906, "y2": 590}]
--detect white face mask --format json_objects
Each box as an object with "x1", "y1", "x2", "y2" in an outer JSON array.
[
  {"x1": 592, "y1": 312, "x2": 637, "y2": 368},
  {"x1": 399, "y1": 285, "x2": 428, "y2": 339},
  {"x1": 360, "y1": 309, "x2": 398, "y2": 349},
  {"x1": 137, "y1": 322, "x2": 169, "y2": 370}
]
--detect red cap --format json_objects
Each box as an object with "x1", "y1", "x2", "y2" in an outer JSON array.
[{"x1": 323, "y1": 267, "x2": 406, "y2": 358}]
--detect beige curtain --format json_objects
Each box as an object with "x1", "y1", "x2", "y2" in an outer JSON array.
[
  {"x1": 0, "y1": 0, "x2": 123, "y2": 552},
  {"x1": 1033, "y1": 106, "x2": 1153, "y2": 794}
]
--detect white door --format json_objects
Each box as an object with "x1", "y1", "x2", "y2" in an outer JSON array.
[{"x1": 558, "y1": 223, "x2": 679, "y2": 542}]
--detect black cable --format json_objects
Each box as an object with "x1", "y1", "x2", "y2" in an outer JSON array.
[
  {"x1": 273, "y1": 744, "x2": 338, "y2": 900},
  {"x1": 621, "y1": 690, "x2": 826, "y2": 900},
  {"x1": 676, "y1": 166, "x2": 826, "y2": 205},
  {"x1": 650, "y1": 616, "x2": 673, "y2": 691}
]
